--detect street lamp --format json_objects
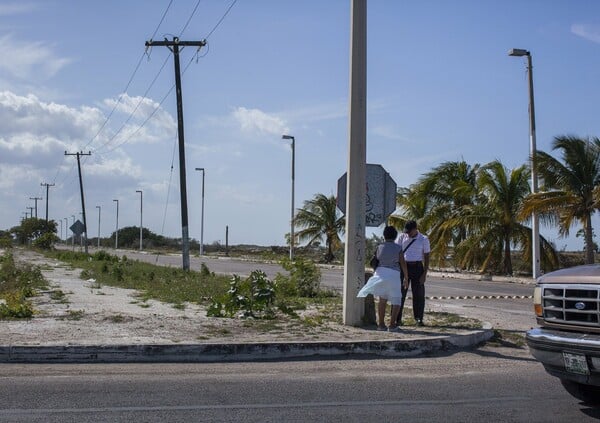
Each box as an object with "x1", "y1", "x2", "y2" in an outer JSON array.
[
  {"x1": 509, "y1": 48, "x2": 540, "y2": 279},
  {"x1": 113, "y1": 199, "x2": 119, "y2": 250},
  {"x1": 96, "y1": 205, "x2": 101, "y2": 248},
  {"x1": 64, "y1": 218, "x2": 68, "y2": 243},
  {"x1": 71, "y1": 215, "x2": 76, "y2": 251},
  {"x1": 282, "y1": 134, "x2": 295, "y2": 261},
  {"x1": 136, "y1": 190, "x2": 143, "y2": 251},
  {"x1": 195, "y1": 168, "x2": 206, "y2": 256}
]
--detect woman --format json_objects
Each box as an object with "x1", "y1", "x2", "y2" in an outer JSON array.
[{"x1": 357, "y1": 226, "x2": 409, "y2": 332}]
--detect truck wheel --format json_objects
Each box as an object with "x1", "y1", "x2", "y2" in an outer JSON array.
[{"x1": 560, "y1": 380, "x2": 600, "y2": 405}]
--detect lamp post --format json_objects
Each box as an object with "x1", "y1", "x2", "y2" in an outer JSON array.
[
  {"x1": 64, "y1": 218, "x2": 68, "y2": 243},
  {"x1": 195, "y1": 168, "x2": 205, "y2": 256},
  {"x1": 71, "y1": 215, "x2": 75, "y2": 251},
  {"x1": 509, "y1": 48, "x2": 540, "y2": 279},
  {"x1": 136, "y1": 190, "x2": 143, "y2": 251},
  {"x1": 96, "y1": 206, "x2": 101, "y2": 248},
  {"x1": 113, "y1": 199, "x2": 119, "y2": 250},
  {"x1": 29, "y1": 197, "x2": 42, "y2": 218},
  {"x1": 281, "y1": 134, "x2": 295, "y2": 261}
]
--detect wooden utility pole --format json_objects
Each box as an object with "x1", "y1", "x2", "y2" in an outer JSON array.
[
  {"x1": 144, "y1": 37, "x2": 206, "y2": 271},
  {"x1": 40, "y1": 182, "x2": 55, "y2": 222},
  {"x1": 64, "y1": 151, "x2": 91, "y2": 254}
]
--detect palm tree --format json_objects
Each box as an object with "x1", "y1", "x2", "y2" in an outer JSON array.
[
  {"x1": 294, "y1": 194, "x2": 345, "y2": 262},
  {"x1": 520, "y1": 136, "x2": 600, "y2": 264},
  {"x1": 446, "y1": 160, "x2": 558, "y2": 274},
  {"x1": 390, "y1": 161, "x2": 480, "y2": 267}
]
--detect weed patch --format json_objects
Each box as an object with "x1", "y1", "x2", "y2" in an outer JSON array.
[{"x1": 0, "y1": 252, "x2": 48, "y2": 319}]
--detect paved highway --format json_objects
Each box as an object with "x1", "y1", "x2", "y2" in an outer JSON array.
[{"x1": 1, "y1": 345, "x2": 597, "y2": 422}]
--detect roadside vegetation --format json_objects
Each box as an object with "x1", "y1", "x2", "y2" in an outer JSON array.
[
  {"x1": 0, "y1": 251, "x2": 48, "y2": 318},
  {"x1": 43, "y1": 250, "x2": 340, "y2": 324}
]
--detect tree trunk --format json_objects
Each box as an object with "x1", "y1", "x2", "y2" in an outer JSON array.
[
  {"x1": 504, "y1": 233, "x2": 513, "y2": 275},
  {"x1": 325, "y1": 236, "x2": 334, "y2": 263},
  {"x1": 584, "y1": 213, "x2": 595, "y2": 264}
]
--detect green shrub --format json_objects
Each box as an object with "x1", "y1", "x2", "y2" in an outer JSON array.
[
  {"x1": 279, "y1": 257, "x2": 321, "y2": 297},
  {"x1": 0, "y1": 235, "x2": 12, "y2": 249},
  {"x1": 32, "y1": 232, "x2": 59, "y2": 250},
  {"x1": 93, "y1": 250, "x2": 119, "y2": 262},
  {"x1": 207, "y1": 270, "x2": 278, "y2": 319}
]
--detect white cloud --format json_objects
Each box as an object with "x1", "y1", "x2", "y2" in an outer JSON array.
[
  {"x1": 232, "y1": 107, "x2": 289, "y2": 136},
  {"x1": 0, "y1": 33, "x2": 71, "y2": 80},
  {"x1": 0, "y1": 91, "x2": 107, "y2": 169},
  {"x1": 571, "y1": 24, "x2": 600, "y2": 44},
  {"x1": 96, "y1": 93, "x2": 177, "y2": 149}
]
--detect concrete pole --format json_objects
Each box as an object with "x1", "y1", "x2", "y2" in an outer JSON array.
[
  {"x1": 113, "y1": 199, "x2": 119, "y2": 250},
  {"x1": 71, "y1": 215, "x2": 75, "y2": 251},
  {"x1": 195, "y1": 168, "x2": 205, "y2": 256},
  {"x1": 136, "y1": 190, "x2": 143, "y2": 251},
  {"x1": 96, "y1": 205, "x2": 101, "y2": 248},
  {"x1": 525, "y1": 53, "x2": 541, "y2": 279},
  {"x1": 343, "y1": 0, "x2": 367, "y2": 326}
]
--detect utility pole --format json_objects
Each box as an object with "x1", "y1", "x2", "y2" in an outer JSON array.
[
  {"x1": 145, "y1": 37, "x2": 206, "y2": 271},
  {"x1": 40, "y1": 183, "x2": 55, "y2": 222},
  {"x1": 29, "y1": 197, "x2": 42, "y2": 218},
  {"x1": 65, "y1": 151, "x2": 91, "y2": 254},
  {"x1": 27, "y1": 207, "x2": 34, "y2": 219},
  {"x1": 343, "y1": 0, "x2": 367, "y2": 326}
]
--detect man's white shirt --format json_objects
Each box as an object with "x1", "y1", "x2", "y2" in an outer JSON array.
[{"x1": 396, "y1": 232, "x2": 431, "y2": 262}]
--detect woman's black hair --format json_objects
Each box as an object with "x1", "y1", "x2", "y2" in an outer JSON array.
[{"x1": 383, "y1": 225, "x2": 398, "y2": 241}]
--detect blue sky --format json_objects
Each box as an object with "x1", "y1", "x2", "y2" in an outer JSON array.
[{"x1": 1, "y1": 0, "x2": 600, "y2": 251}]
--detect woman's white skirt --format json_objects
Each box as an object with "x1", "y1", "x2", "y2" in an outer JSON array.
[{"x1": 357, "y1": 266, "x2": 402, "y2": 305}]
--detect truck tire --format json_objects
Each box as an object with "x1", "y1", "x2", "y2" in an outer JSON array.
[{"x1": 560, "y1": 380, "x2": 600, "y2": 405}]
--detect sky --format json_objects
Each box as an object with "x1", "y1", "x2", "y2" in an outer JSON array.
[{"x1": 1, "y1": 0, "x2": 600, "y2": 251}]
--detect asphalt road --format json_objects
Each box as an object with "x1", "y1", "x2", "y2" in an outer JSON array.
[
  {"x1": 111, "y1": 249, "x2": 535, "y2": 297},
  {"x1": 1, "y1": 346, "x2": 598, "y2": 422}
]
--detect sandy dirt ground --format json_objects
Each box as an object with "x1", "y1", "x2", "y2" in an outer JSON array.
[{"x1": 1, "y1": 249, "x2": 488, "y2": 346}]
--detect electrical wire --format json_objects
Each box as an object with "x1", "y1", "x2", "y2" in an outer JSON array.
[
  {"x1": 179, "y1": 0, "x2": 203, "y2": 37},
  {"x1": 205, "y1": 0, "x2": 238, "y2": 40},
  {"x1": 83, "y1": 0, "x2": 174, "y2": 152},
  {"x1": 155, "y1": 135, "x2": 179, "y2": 264},
  {"x1": 50, "y1": 0, "x2": 174, "y2": 187},
  {"x1": 93, "y1": 0, "x2": 204, "y2": 157}
]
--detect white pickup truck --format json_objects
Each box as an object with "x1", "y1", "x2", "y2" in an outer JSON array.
[{"x1": 527, "y1": 264, "x2": 600, "y2": 404}]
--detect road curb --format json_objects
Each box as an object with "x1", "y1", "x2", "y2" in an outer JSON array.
[
  {"x1": 0, "y1": 328, "x2": 493, "y2": 364},
  {"x1": 427, "y1": 295, "x2": 533, "y2": 300}
]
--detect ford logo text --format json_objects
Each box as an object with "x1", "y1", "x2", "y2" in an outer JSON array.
[{"x1": 574, "y1": 302, "x2": 586, "y2": 310}]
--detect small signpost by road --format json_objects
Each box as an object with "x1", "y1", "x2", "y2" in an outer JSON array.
[
  {"x1": 337, "y1": 164, "x2": 397, "y2": 226},
  {"x1": 69, "y1": 220, "x2": 85, "y2": 236}
]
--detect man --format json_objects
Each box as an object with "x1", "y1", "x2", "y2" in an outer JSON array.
[{"x1": 396, "y1": 220, "x2": 430, "y2": 326}]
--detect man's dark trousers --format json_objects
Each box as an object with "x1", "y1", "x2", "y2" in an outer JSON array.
[{"x1": 397, "y1": 262, "x2": 425, "y2": 325}]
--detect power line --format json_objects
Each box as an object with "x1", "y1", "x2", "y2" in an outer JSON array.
[
  {"x1": 83, "y1": 0, "x2": 174, "y2": 152},
  {"x1": 205, "y1": 0, "x2": 238, "y2": 40},
  {"x1": 93, "y1": 0, "x2": 239, "y2": 156},
  {"x1": 93, "y1": 0, "x2": 205, "y2": 156},
  {"x1": 49, "y1": 1, "x2": 175, "y2": 188}
]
